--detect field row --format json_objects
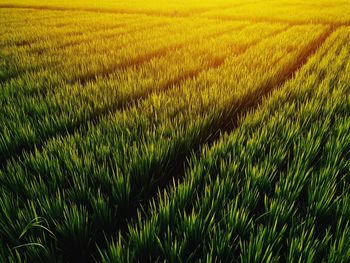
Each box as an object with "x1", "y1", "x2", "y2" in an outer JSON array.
[
  {"x1": 0, "y1": 16, "x2": 285, "y2": 164},
  {"x1": 0, "y1": 20, "x2": 336, "y2": 261},
  {"x1": 1, "y1": 3, "x2": 350, "y2": 261},
  {"x1": 0, "y1": 9, "x2": 192, "y2": 48},
  {"x1": 0, "y1": 13, "x2": 224, "y2": 80},
  {"x1": 103, "y1": 26, "x2": 350, "y2": 262},
  {"x1": 1, "y1": 7, "x2": 339, "y2": 167}
]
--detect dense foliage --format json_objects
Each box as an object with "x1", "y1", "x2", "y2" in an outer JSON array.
[{"x1": 0, "y1": 1, "x2": 349, "y2": 262}]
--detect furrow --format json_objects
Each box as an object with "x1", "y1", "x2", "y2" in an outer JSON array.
[
  {"x1": 2, "y1": 15, "x2": 161, "y2": 50},
  {"x1": 0, "y1": 23, "x2": 253, "y2": 167},
  {"x1": 115, "y1": 24, "x2": 335, "y2": 236},
  {"x1": 0, "y1": 24, "x2": 325, "y2": 262},
  {"x1": 106, "y1": 26, "x2": 350, "y2": 263},
  {"x1": 213, "y1": 25, "x2": 336, "y2": 136},
  {"x1": 73, "y1": 24, "x2": 251, "y2": 87},
  {"x1": 0, "y1": 21, "x2": 172, "y2": 84},
  {"x1": 32, "y1": 21, "x2": 171, "y2": 55}
]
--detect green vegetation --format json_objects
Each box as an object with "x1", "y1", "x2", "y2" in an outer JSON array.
[
  {"x1": 104, "y1": 26, "x2": 350, "y2": 262},
  {"x1": 0, "y1": 1, "x2": 349, "y2": 262}
]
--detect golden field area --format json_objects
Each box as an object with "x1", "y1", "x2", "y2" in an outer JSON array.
[{"x1": 0, "y1": 0, "x2": 350, "y2": 262}]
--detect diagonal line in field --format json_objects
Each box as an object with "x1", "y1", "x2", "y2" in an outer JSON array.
[
  {"x1": 32, "y1": 22, "x2": 172, "y2": 54},
  {"x1": 0, "y1": 21, "x2": 174, "y2": 84},
  {"x1": 127, "y1": 30, "x2": 350, "y2": 263},
  {"x1": 0, "y1": 24, "x2": 251, "y2": 166},
  {"x1": 77, "y1": 27, "x2": 290, "y2": 122},
  {"x1": 176, "y1": 25, "x2": 350, "y2": 238},
  {"x1": 0, "y1": 25, "x2": 286, "y2": 169},
  {"x1": 4, "y1": 25, "x2": 293, "y2": 261},
  {"x1": 215, "y1": 26, "x2": 336, "y2": 136},
  {"x1": 154, "y1": 27, "x2": 290, "y2": 95},
  {"x1": 67, "y1": 24, "x2": 250, "y2": 86},
  {"x1": 80, "y1": 26, "x2": 290, "y2": 120},
  {"x1": 110, "y1": 24, "x2": 337, "y2": 243},
  {"x1": 2, "y1": 17, "x2": 171, "y2": 50},
  {"x1": 51, "y1": 25, "x2": 336, "y2": 261},
  {"x1": 0, "y1": 23, "x2": 340, "y2": 263},
  {"x1": 0, "y1": 23, "x2": 248, "y2": 104}
]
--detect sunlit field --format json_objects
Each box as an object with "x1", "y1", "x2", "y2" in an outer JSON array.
[{"x1": 0, "y1": 0, "x2": 350, "y2": 262}]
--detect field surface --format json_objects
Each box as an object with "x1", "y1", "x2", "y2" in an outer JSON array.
[{"x1": 0, "y1": 0, "x2": 350, "y2": 262}]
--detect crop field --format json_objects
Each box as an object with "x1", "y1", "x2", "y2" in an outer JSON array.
[{"x1": 0, "y1": 0, "x2": 350, "y2": 262}]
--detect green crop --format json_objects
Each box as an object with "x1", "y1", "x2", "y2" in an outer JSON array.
[{"x1": 0, "y1": 1, "x2": 349, "y2": 262}]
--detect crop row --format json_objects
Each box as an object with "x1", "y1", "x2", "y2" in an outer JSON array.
[
  {"x1": 0, "y1": 9, "x2": 186, "y2": 49},
  {"x1": 0, "y1": 13, "x2": 187, "y2": 79},
  {"x1": 0, "y1": 24, "x2": 327, "y2": 261},
  {"x1": 0, "y1": 20, "x2": 268, "y2": 164},
  {"x1": 101, "y1": 25, "x2": 350, "y2": 263}
]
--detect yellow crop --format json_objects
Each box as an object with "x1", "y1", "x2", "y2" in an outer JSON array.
[{"x1": 0, "y1": 0, "x2": 349, "y2": 262}]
